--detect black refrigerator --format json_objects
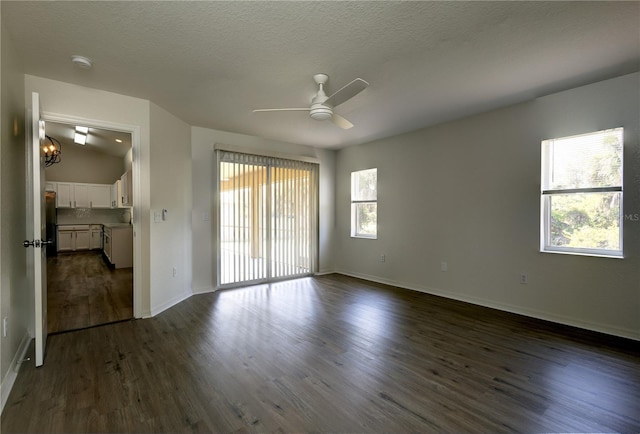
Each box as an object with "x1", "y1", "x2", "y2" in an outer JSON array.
[{"x1": 45, "y1": 191, "x2": 57, "y2": 256}]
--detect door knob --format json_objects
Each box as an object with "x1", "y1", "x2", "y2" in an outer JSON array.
[{"x1": 23, "y1": 240, "x2": 41, "y2": 248}]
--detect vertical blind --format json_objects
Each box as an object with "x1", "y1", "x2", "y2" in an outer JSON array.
[{"x1": 217, "y1": 150, "x2": 319, "y2": 287}]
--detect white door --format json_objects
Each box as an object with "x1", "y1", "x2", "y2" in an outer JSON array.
[{"x1": 25, "y1": 92, "x2": 48, "y2": 366}]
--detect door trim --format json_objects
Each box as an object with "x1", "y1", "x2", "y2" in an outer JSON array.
[{"x1": 42, "y1": 111, "x2": 142, "y2": 318}]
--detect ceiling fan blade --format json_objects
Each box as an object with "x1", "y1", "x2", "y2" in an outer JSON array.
[
  {"x1": 331, "y1": 113, "x2": 354, "y2": 130},
  {"x1": 324, "y1": 78, "x2": 369, "y2": 107},
  {"x1": 253, "y1": 108, "x2": 310, "y2": 113}
]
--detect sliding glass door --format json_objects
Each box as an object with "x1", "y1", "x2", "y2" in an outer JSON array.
[{"x1": 217, "y1": 150, "x2": 318, "y2": 287}]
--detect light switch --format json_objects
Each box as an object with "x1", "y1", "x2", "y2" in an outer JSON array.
[{"x1": 154, "y1": 211, "x2": 162, "y2": 223}]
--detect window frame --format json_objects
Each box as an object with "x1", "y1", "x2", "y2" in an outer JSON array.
[
  {"x1": 540, "y1": 128, "x2": 624, "y2": 258},
  {"x1": 350, "y1": 168, "x2": 377, "y2": 239}
]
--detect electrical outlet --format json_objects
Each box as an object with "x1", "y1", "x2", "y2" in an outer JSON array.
[
  {"x1": 441, "y1": 261, "x2": 448, "y2": 272},
  {"x1": 520, "y1": 273, "x2": 528, "y2": 284},
  {"x1": 172, "y1": 267, "x2": 177, "y2": 277},
  {"x1": 380, "y1": 254, "x2": 386, "y2": 263}
]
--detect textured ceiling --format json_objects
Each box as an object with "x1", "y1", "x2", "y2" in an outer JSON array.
[{"x1": 2, "y1": 1, "x2": 638, "y2": 149}]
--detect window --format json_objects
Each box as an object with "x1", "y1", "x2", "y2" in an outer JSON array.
[
  {"x1": 541, "y1": 128, "x2": 623, "y2": 257},
  {"x1": 217, "y1": 150, "x2": 319, "y2": 287},
  {"x1": 351, "y1": 168, "x2": 377, "y2": 238}
]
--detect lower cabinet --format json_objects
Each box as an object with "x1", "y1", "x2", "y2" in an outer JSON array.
[
  {"x1": 103, "y1": 225, "x2": 132, "y2": 268},
  {"x1": 90, "y1": 225, "x2": 103, "y2": 250},
  {"x1": 75, "y1": 230, "x2": 91, "y2": 250},
  {"x1": 57, "y1": 225, "x2": 92, "y2": 252},
  {"x1": 57, "y1": 230, "x2": 74, "y2": 252}
]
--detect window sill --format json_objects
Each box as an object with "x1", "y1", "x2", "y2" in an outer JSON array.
[{"x1": 541, "y1": 249, "x2": 624, "y2": 259}]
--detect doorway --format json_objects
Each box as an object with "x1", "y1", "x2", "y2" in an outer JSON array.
[
  {"x1": 217, "y1": 149, "x2": 319, "y2": 288},
  {"x1": 44, "y1": 120, "x2": 134, "y2": 333}
]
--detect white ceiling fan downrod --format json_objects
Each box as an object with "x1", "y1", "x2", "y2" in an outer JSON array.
[{"x1": 310, "y1": 73, "x2": 333, "y2": 121}]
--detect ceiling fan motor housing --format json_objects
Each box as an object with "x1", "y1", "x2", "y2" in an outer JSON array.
[{"x1": 310, "y1": 103, "x2": 332, "y2": 121}]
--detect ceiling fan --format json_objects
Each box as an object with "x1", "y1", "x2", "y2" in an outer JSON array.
[{"x1": 253, "y1": 73, "x2": 369, "y2": 129}]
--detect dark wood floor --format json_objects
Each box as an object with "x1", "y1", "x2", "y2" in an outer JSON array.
[
  {"x1": 47, "y1": 251, "x2": 133, "y2": 333},
  {"x1": 3, "y1": 274, "x2": 639, "y2": 432}
]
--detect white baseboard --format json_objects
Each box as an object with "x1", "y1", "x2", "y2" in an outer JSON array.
[
  {"x1": 192, "y1": 286, "x2": 216, "y2": 295},
  {"x1": 1, "y1": 332, "x2": 32, "y2": 414},
  {"x1": 150, "y1": 290, "x2": 192, "y2": 316},
  {"x1": 335, "y1": 270, "x2": 640, "y2": 342},
  {"x1": 314, "y1": 270, "x2": 336, "y2": 276}
]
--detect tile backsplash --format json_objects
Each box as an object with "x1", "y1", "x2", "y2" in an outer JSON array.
[{"x1": 57, "y1": 208, "x2": 131, "y2": 225}]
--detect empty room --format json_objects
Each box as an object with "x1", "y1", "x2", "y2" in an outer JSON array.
[{"x1": 1, "y1": 2, "x2": 638, "y2": 433}]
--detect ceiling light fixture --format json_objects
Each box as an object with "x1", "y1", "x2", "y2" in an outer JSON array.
[
  {"x1": 71, "y1": 55, "x2": 92, "y2": 69},
  {"x1": 115, "y1": 138, "x2": 123, "y2": 143},
  {"x1": 74, "y1": 133, "x2": 87, "y2": 145},
  {"x1": 43, "y1": 135, "x2": 62, "y2": 167},
  {"x1": 75, "y1": 126, "x2": 89, "y2": 133}
]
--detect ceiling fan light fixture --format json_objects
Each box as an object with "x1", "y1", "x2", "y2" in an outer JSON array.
[
  {"x1": 310, "y1": 105, "x2": 332, "y2": 121},
  {"x1": 71, "y1": 55, "x2": 93, "y2": 69}
]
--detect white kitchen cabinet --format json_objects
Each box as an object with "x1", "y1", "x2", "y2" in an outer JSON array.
[
  {"x1": 73, "y1": 184, "x2": 90, "y2": 208},
  {"x1": 75, "y1": 229, "x2": 91, "y2": 250},
  {"x1": 111, "y1": 181, "x2": 118, "y2": 208},
  {"x1": 56, "y1": 183, "x2": 74, "y2": 208},
  {"x1": 57, "y1": 229, "x2": 74, "y2": 251},
  {"x1": 111, "y1": 180, "x2": 126, "y2": 208},
  {"x1": 121, "y1": 169, "x2": 133, "y2": 206},
  {"x1": 103, "y1": 224, "x2": 132, "y2": 268},
  {"x1": 54, "y1": 182, "x2": 114, "y2": 208},
  {"x1": 88, "y1": 184, "x2": 111, "y2": 208},
  {"x1": 90, "y1": 225, "x2": 103, "y2": 250},
  {"x1": 57, "y1": 225, "x2": 91, "y2": 251},
  {"x1": 45, "y1": 182, "x2": 57, "y2": 192}
]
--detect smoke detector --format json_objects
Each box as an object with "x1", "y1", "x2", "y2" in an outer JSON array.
[{"x1": 71, "y1": 55, "x2": 92, "y2": 69}]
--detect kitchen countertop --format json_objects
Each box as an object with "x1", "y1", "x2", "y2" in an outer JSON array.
[
  {"x1": 57, "y1": 223, "x2": 132, "y2": 229},
  {"x1": 102, "y1": 223, "x2": 132, "y2": 229}
]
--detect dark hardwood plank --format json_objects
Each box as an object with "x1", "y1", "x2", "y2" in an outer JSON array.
[
  {"x1": 46, "y1": 251, "x2": 133, "y2": 333},
  {"x1": 2, "y1": 274, "x2": 639, "y2": 432}
]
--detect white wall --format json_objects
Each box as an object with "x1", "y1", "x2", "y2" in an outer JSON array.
[
  {"x1": 149, "y1": 103, "x2": 192, "y2": 314},
  {"x1": 335, "y1": 73, "x2": 640, "y2": 340},
  {"x1": 0, "y1": 13, "x2": 31, "y2": 410},
  {"x1": 45, "y1": 144, "x2": 125, "y2": 184},
  {"x1": 191, "y1": 127, "x2": 336, "y2": 293},
  {"x1": 24, "y1": 75, "x2": 153, "y2": 316}
]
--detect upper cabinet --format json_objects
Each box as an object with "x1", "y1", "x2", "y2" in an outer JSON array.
[
  {"x1": 47, "y1": 182, "x2": 114, "y2": 209},
  {"x1": 88, "y1": 184, "x2": 111, "y2": 208},
  {"x1": 121, "y1": 168, "x2": 133, "y2": 207},
  {"x1": 111, "y1": 179, "x2": 129, "y2": 209},
  {"x1": 111, "y1": 181, "x2": 119, "y2": 208},
  {"x1": 73, "y1": 184, "x2": 90, "y2": 208},
  {"x1": 56, "y1": 182, "x2": 74, "y2": 208}
]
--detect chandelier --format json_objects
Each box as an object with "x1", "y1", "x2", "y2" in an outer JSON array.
[{"x1": 43, "y1": 135, "x2": 62, "y2": 167}]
